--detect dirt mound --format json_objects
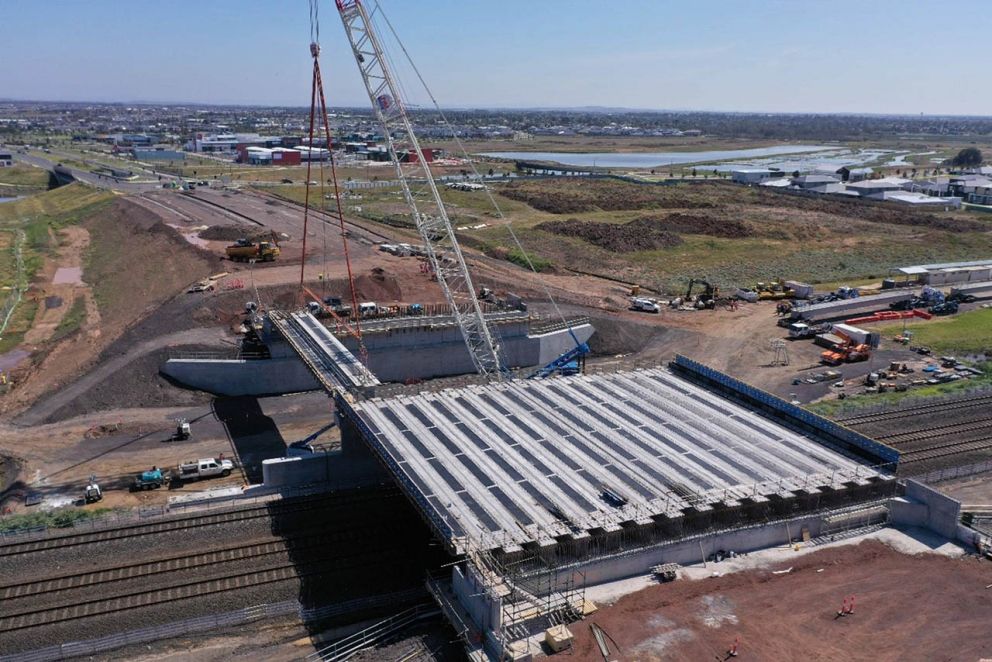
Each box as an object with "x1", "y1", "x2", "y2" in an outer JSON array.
[
  {"x1": 501, "y1": 178, "x2": 715, "y2": 214},
  {"x1": 538, "y1": 218, "x2": 684, "y2": 253},
  {"x1": 198, "y1": 225, "x2": 271, "y2": 241},
  {"x1": 266, "y1": 268, "x2": 407, "y2": 308},
  {"x1": 634, "y1": 213, "x2": 752, "y2": 238}
]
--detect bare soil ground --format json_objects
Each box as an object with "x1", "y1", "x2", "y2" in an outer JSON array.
[
  {"x1": 22, "y1": 226, "x2": 99, "y2": 345},
  {"x1": 937, "y1": 472, "x2": 992, "y2": 506},
  {"x1": 571, "y1": 539, "x2": 992, "y2": 661},
  {"x1": 0, "y1": 197, "x2": 220, "y2": 417}
]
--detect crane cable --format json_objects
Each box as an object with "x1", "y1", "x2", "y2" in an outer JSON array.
[
  {"x1": 303, "y1": 0, "x2": 367, "y2": 362},
  {"x1": 373, "y1": 2, "x2": 573, "y2": 333}
]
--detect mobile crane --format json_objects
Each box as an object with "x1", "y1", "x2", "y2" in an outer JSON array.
[{"x1": 334, "y1": 1, "x2": 587, "y2": 380}]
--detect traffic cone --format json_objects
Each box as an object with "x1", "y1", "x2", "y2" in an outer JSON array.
[{"x1": 728, "y1": 637, "x2": 739, "y2": 657}]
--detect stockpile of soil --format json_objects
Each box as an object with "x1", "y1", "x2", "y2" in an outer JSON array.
[
  {"x1": 537, "y1": 211, "x2": 749, "y2": 253},
  {"x1": 198, "y1": 225, "x2": 272, "y2": 241},
  {"x1": 268, "y1": 268, "x2": 405, "y2": 309},
  {"x1": 538, "y1": 218, "x2": 683, "y2": 252},
  {"x1": 634, "y1": 213, "x2": 752, "y2": 238},
  {"x1": 501, "y1": 179, "x2": 715, "y2": 214}
]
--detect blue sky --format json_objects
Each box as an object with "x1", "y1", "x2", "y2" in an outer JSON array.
[{"x1": 1, "y1": 0, "x2": 987, "y2": 114}]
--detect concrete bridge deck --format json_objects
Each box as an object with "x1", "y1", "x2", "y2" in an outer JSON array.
[
  {"x1": 269, "y1": 311, "x2": 379, "y2": 396},
  {"x1": 339, "y1": 366, "x2": 892, "y2": 555}
]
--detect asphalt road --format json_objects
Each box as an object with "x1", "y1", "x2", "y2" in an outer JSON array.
[{"x1": 14, "y1": 151, "x2": 172, "y2": 193}]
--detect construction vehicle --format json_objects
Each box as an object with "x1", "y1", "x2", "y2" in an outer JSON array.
[
  {"x1": 176, "y1": 457, "x2": 233, "y2": 482},
  {"x1": 187, "y1": 279, "x2": 215, "y2": 293},
  {"x1": 335, "y1": 0, "x2": 581, "y2": 380},
  {"x1": 930, "y1": 300, "x2": 959, "y2": 316},
  {"x1": 225, "y1": 233, "x2": 281, "y2": 263},
  {"x1": 651, "y1": 562, "x2": 681, "y2": 582},
  {"x1": 527, "y1": 338, "x2": 589, "y2": 379},
  {"x1": 631, "y1": 297, "x2": 661, "y2": 313},
  {"x1": 132, "y1": 467, "x2": 167, "y2": 491},
  {"x1": 788, "y1": 322, "x2": 817, "y2": 339},
  {"x1": 948, "y1": 291, "x2": 977, "y2": 304},
  {"x1": 83, "y1": 475, "x2": 102, "y2": 503},
  {"x1": 172, "y1": 418, "x2": 191, "y2": 441},
  {"x1": 685, "y1": 279, "x2": 718, "y2": 309},
  {"x1": 755, "y1": 279, "x2": 795, "y2": 301},
  {"x1": 820, "y1": 329, "x2": 872, "y2": 366}
]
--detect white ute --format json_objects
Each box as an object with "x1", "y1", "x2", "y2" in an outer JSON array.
[
  {"x1": 177, "y1": 457, "x2": 234, "y2": 482},
  {"x1": 630, "y1": 297, "x2": 661, "y2": 313}
]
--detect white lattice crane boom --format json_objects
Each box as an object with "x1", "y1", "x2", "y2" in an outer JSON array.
[{"x1": 334, "y1": 0, "x2": 504, "y2": 380}]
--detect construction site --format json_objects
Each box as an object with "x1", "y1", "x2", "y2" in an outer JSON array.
[{"x1": 2, "y1": 3, "x2": 992, "y2": 662}]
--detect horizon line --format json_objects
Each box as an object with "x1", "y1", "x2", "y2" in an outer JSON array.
[{"x1": 2, "y1": 97, "x2": 992, "y2": 120}]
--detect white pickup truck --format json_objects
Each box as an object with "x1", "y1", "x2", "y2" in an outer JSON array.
[
  {"x1": 630, "y1": 297, "x2": 661, "y2": 313},
  {"x1": 176, "y1": 457, "x2": 234, "y2": 482}
]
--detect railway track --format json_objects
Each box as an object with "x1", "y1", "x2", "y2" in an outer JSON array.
[
  {"x1": 0, "y1": 561, "x2": 301, "y2": 633},
  {"x1": 875, "y1": 416, "x2": 992, "y2": 445},
  {"x1": 0, "y1": 525, "x2": 404, "y2": 633},
  {"x1": 897, "y1": 435, "x2": 992, "y2": 465},
  {"x1": 0, "y1": 489, "x2": 394, "y2": 558},
  {"x1": 835, "y1": 393, "x2": 992, "y2": 427},
  {"x1": 0, "y1": 520, "x2": 389, "y2": 603}
]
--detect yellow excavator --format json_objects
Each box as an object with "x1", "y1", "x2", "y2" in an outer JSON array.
[{"x1": 225, "y1": 232, "x2": 281, "y2": 262}]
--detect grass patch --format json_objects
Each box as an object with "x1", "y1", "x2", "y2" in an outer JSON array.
[
  {"x1": 0, "y1": 507, "x2": 113, "y2": 533},
  {"x1": 50, "y1": 295, "x2": 86, "y2": 342},
  {"x1": 0, "y1": 185, "x2": 112, "y2": 352},
  {"x1": 808, "y1": 362, "x2": 992, "y2": 418},
  {"x1": 0, "y1": 297, "x2": 37, "y2": 354},
  {"x1": 0, "y1": 184, "x2": 114, "y2": 230},
  {"x1": 899, "y1": 308, "x2": 992, "y2": 355},
  {"x1": 0, "y1": 164, "x2": 50, "y2": 190},
  {"x1": 505, "y1": 247, "x2": 552, "y2": 272}
]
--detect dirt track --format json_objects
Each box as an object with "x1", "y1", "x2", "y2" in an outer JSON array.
[
  {"x1": 572, "y1": 539, "x2": 992, "y2": 661},
  {"x1": 14, "y1": 328, "x2": 225, "y2": 426}
]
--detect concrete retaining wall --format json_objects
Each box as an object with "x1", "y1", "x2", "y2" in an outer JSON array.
[
  {"x1": 161, "y1": 357, "x2": 319, "y2": 396},
  {"x1": 162, "y1": 323, "x2": 594, "y2": 395},
  {"x1": 340, "y1": 321, "x2": 594, "y2": 382},
  {"x1": 889, "y1": 479, "x2": 962, "y2": 539},
  {"x1": 556, "y1": 512, "x2": 831, "y2": 587}
]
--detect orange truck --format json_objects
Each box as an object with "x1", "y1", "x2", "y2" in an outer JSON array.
[{"x1": 820, "y1": 329, "x2": 872, "y2": 365}]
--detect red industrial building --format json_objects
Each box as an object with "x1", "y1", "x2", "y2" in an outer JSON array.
[{"x1": 236, "y1": 145, "x2": 302, "y2": 165}]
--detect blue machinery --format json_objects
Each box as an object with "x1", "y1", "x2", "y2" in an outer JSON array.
[{"x1": 526, "y1": 335, "x2": 590, "y2": 379}]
